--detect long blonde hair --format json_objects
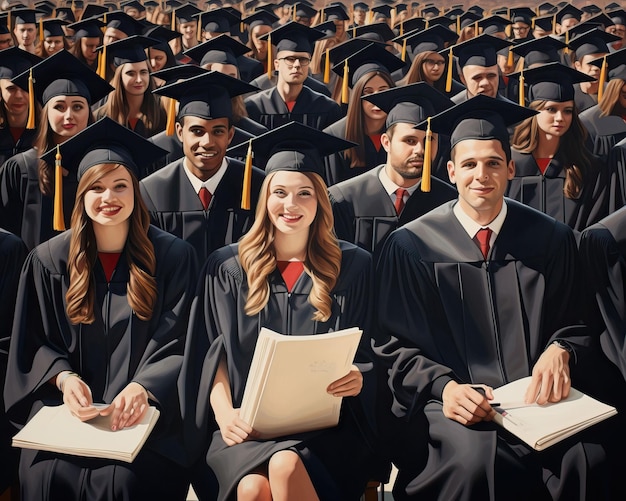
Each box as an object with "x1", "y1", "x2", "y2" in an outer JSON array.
[
  {"x1": 599, "y1": 78, "x2": 626, "y2": 117},
  {"x1": 238, "y1": 171, "x2": 342, "y2": 322},
  {"x1": 65, "y1": 163, "x2": 157, "y2": 324}
]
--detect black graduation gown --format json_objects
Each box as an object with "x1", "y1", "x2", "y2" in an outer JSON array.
[
  {"x1": 236, "y1": 54, "x2": 264, "y2": 83},
  {"x1": 4, "y1": 226, "x2": 197, "y2": 500},
  {"x1": 322, "y1": 117, "x2": 387, "y2": 186},
  {"x1": 139, "y1": 158, "x2": 265, "y2": 265},
  {"x1": 573, "y1": 83, "x2": 597, "y2": 113},
  {"x1": 579, "y1": 104, "x2": 626, "y2": 162},
  {"x1": 507, "y1": 149, "x2": 616, "y2": 232},
  {"x1": 374, "y1": 200, "x2": 617, "y2": 500},
  {"x1": 607, "y1": 136, "x2": 626, "y2": 209},
  {"x1": 0, "y1": 148, "x2": 76, "y2": 250},
  {"x1": 0, "y1": 126, "x2": 37, "y2": 167},
  {"x1": 0, "y1": 228, "x2": 27, "y2": 493},
  {"x1": 245, "y1": 86, "x2": 343, "y2": 131},
  {"x1": 328, "y1": 166, "x2": 457, "y2": 255},
  {"x1": 179, "y1": 241, "x2": 378, "y2": 501},
  {"x1": 248, "y1": 73, "x2": 333, "y2": 97}
]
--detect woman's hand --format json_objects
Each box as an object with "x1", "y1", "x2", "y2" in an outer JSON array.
[
  {"x1": 99, "y1": 382, "x2": 149, "y2": 431},
  {"x1": 214, "y1": 406, "x2": 256, "y2": 446},
  {"x1": 327, "y1": 365, "x2": 363, "y2": 397},
  {"x1": 441, "y1": 381, "x2": 496, "y2": 425},
  {"x1": 61, "y1": 374, "x2": 100, "y2": 421}
]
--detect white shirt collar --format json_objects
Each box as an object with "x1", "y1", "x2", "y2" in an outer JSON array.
[
  {"x1": 378, "y1": 165, "x2": 421, "y2": 199},
  {"x1": 453, "y1": 199, "x2": 508, "y2": 245},
  {"x1": 182, "y1": 157, "x2": 229, "y2": 195}
]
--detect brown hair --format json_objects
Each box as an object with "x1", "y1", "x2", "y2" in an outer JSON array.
[
  {"x1": 599, "y1": 78, "x2": 626, "y2": 117},
  {"x1": 34, "y1": 98, "x2": 95, "y2": 196},
  {"x1": 511, "y1": 100, "x2": 591, "y2": 199},
  {"x1": 344, "y1": 70, "x2": 395, "y2": 168},
  {"x1": 65, "y1": 163, "x2": 157, "y2": 324},
  {"x1": 238, "y1": 171, "x2": 342, "y2": 322},
  {"x1": 96, "y1": 61, "x2": 166, "y2": 137},
  {"x1": 398, "y1": 50, "x2": 446, "y2": 92}
]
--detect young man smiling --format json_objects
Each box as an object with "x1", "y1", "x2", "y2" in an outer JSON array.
[{"x1": 140, "y1": 72, "x2": 265, "y2": 265}]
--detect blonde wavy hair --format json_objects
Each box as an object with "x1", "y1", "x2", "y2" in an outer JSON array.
[
  {"x1": 238, "y1": 171, "x2": 342, "y2": 322},
  {"x1": 65, "y1": 163, "x2": 157, "y2": 324}
]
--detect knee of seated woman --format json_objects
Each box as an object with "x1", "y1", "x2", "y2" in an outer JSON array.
[{"x1": 268, "y1": 450, "x2": 303, "y2": 477}]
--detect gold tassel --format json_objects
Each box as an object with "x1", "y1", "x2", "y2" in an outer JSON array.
[
  {"x1": 456, "y1": 16, "x2": 460, "y2": 34},
  {"x1": 425, "y1": 19, "x2": 429, "y2": 29},
  {"x1": 323, "y1": 48, "x2": 330, "y2": 83},
  {"x1": 241, "y1": 140, "x2": 253, "y2": 210},
  {"x1": 421, "y1": 117, "x2": 432, "y2": 192},
  {"x1": 598, "y1": 55, "x2": 608, "y2": 102},
  {"x1": 171, "y1": 10, "x2": 175, "y2": 31},
  {"x1": 240, "y1": 21, "x2": 244, "y2": 32},
  {"x1": 531, "y1": 17, "x2": 535, "y2": 30},
  {"x1": 266, "y1": 33, "x2": 272, "y2": 79},
  {"x1": 474, "y1": 20, "x2": 479, "y2": 36},
  {"x1": 197, "y1": 16, "x2": 202, "y2": 41},
  {"x1": 552, "y1": 14, "x2": 556, "y2": 34},
  {"x1": 292, "y1": 5, "x2": 297, "y2": 22},
  {"x1": 26, "y1": 68, "x2": 36, "y2": 129},
  {"x1": 507, "y1": 46, "x2": 514, "y2": 68},
  {"x1": 341, "y1": 58, "x2": 349, "y2": 104},
  {"x1": 53, "y1": 145, "x2": 66, "y2": 231},
  {"x1": 518, "y1": 70, "x2": 525, "y2": 106},
  {"x1": 39, "y1": 18, "x2": 44, "y2": 42},
  {"x1": 401, "y1": 38, "x2": 407, "y2": 62},
  {"x1": 445, "y1": 48, "x2": 453, "y2": 93},
  {"x1": 352, "y1": 26, "x2": 356, "y2": 38},
  {"x1": 97, "y1": 43, "x2": 107, "y2": 79},
  {"x1": 165, "y1": 97, "x2": 177, "y2": 136},
  {"x1": 564, "y1": 30, "x2": 569, "y2": 54}
]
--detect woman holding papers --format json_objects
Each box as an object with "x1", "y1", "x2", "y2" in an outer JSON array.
[
  {"x1": 181, "y1": 122, "x2": 380, "y2": 501},
  {"x1": 4, "y1": 118, "x2": 197, "y2": 500}
]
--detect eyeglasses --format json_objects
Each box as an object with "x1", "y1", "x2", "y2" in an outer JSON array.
[
  {"x1": 277, "y1": 56, "x2": 311, "y2": 67},
  {"x1": 424, "y1": 58, "x2": 445, "y2": 67},
  {"x1": 512, "y1": 26, "x2": 530, "y2": 32}
]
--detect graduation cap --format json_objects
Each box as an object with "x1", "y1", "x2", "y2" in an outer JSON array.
[
  {"x1": 291, "y1": 2, "x2": 317, "y2": 21},
  {"x1": 533, "y1": 14, "x2": 556, "y2": 34},
  {"x1": 451, "y1": 33, "x2": 512, "y2": 68},
  {"x1": 478, "y1": 15, "x2": 512, "y2": 36},
  {"x1": 184, "y1": 33, "x2": 249, "y2": 66},
  {"x1": 80, "y1": 4, "x2": 110, "y2": 21},
  {"x1": 443, "y1": 7, "x2": 463, "y2": 21},
  {"x1": 421, "y1": 5, "x2": 440, "y2": 18},
  {"x1": 12, "y1": 49, "x2": 113, "y2": 108},
  {"x1": 54, "y1": 7, "x2": 76, "y2": 23},
  {"x1": 0, "y1": 47, "x2": 41, "y2": 80},
  {"x1": 568, "y1": 28, "x2": 619, "y2": 60},
  {"x1": 353, "y1": 2, "x2": 369, "y2": 12},
  {"x1": 555, "y1": 4, "x2": 583, "y2": 26},
  {"x1": 35, "y1": 0, "x2": 56, "y2": 17},
  {"x1": 607, "y1": 2, "x2": 622, "y2": 12},
  {"x1": 0, "y1": 13, "x2": 9, "y2": 35},
  {"x1": 260, "y1": 20, "x2": 324, "y2": 54},
  {"x1": 538, "y1": 2, "x2": 556, "y2": 14},
  {"x1": 98, "y1": 34, "x2": 159, "y2": 68},
  {"x1": 467, "y1": 6, "x2": 484, "y2": 17},
  {"x1": 171, "y1": 3, "x2": 201, "y2": 24},
  {"x1": 40, "y1": 116, "x2": 167, "y2": 186},
  {"x1": 315, "y1": 20, "x2": 337, "y2": 39},
  {"x1": 143, "y1": 24, "x2": 181, "y2": 44},
  {"x1": 243, "y1": 120, "x2": 356, "y2": 178},
  {"x1": 608, "y1": 9, "x2": 626, "y2": 27},
  {"x1": 41, "y1": 19, "x2": 70, "y2": 39},
  {"x1": 458, "y1": 11, "x2": 481, "y2": 32},
  {"x1": 105, "y1": 10, "x2": 145, "y2": 36},
  {"x1": 510, "y1": 61, "x2": 593, "y2": 104},
  {"x1": 151, "y1": 63, "x2": 208, "y2": 84},
  {"x1": 194, "y1": 8, "x2": 239, "y2": 34},
  {"x1": 589, "y1": 47, "x2": 626, "y2": 100},
  {"x1": 510, "y1": 7, "x2": 535, "y2": 26},
  {"x1": 425, "y1": 15, "x2": 454, "y2": 30},
  {"x1": 353, "y1": 22, "x2": 396, "y2": 42},
  {"x1": 393, "y1": 24, "x2": 457, "y2": 59},
  {"x1": 323, "y1": 4, "x2": 349, "y2": 21},
  {"x1": 567, "y1": 14, "x2": 614, "y2": 38},
  {"x1": 581, "y1": 5, "x2": 602, "y2": 16},
  {"x1": 241, "y1": 10, "x2": 278, "y2": 29},
  {"x1": 392, "y1": 16, "x2": 425, "y2": 37},
  {"x1": 332, "y1": 42, "x2": 404, "y2": 103},
  {"x1": 511, "y1": 35, "x2": 566, "y2": 67},
  {"x1": 121, "y1": 0, "x2": 146, "y2": 13},
  {"x1": 327, "y1": 36, "x2": 386, "y2": 70},
  {"x1": 423, "y1": 94, "x2": 537, "y2": 152},
  {"x1": 11, "y1": 8, "x2": 45, "y2": 25},
  {"x1": 371, "y1": 0, "x2": 393, "y2": 20},
  {"x1": 68, "y1": 16, "x2": 106, "y2": 38}
]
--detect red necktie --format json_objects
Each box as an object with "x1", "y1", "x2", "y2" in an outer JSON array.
[
  {"x1": 394, "y1": 188, "x2": 408, "y2": 215},
  {"x1": 475, "y1": 227, "x2": 493, "y2": 260},
  {"x1": 199, "y1": 187, "x2": 212, "y2": 210}
]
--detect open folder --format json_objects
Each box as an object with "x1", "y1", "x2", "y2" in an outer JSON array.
[
  {"x1": 239, "y1": 326, "x2": 362, "y2": 439},
  {"x1": 491, "y1": 377, "x2": 617, "y2": 451},
  {"x1": 12, "y1": 404, "x2": 160, "y2": 463}
]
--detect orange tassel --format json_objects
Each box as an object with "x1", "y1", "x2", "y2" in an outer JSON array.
[
  {"x1": 598, "y1": 55, "x2": 608, "y2": 102},
  {"x1": 421, "y1": 117, "x2": 432, "y2": 192},
  {"x1": 241, "y1": 140, "x2": 253, "y2": 210},
  {"x1": 26, "y1": 68, "x2": 36, "y2": 129},
  {"x1": 39, "y1": 18, "x2": 44, "y2": 42},
  {"x1": 323, "y1": 48, "x2": 330, "y2": 83},
  {"x1": 445, "y1": 48, "x2": 453, "y2": 93},
  {"x1": 266, "y1": 33, "x2": 272, "y2": 79},
  {"x1": 401, "y1": 39, "x2": 407, "y2": 62},
  {"x1": 518, "y1": 71, "x2": 525, "y2": 106},
  {"x1": 97, "y1": 43, "x2": 107, "y2": 79},
  {"x1": 53, "y1": 145, "x2": 66, "y2": 231},
  {"x1": 507, "y1": 47, "x2": 514, "y2": 68},
  {"x1": 341, "y1": 58, "x2": 349, "y2": 104},
  {"x1": 165, "y1": 97, "x2": 177, "y2": 136}
]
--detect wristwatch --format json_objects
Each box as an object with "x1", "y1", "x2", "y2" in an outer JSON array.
[{"x1": 552, "y1": 340, "x2": 573, "y2": 354}]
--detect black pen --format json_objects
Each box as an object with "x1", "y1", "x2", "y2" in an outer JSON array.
[{"x1": 472, "y1": 386, "x2": 500, "y2": 407}]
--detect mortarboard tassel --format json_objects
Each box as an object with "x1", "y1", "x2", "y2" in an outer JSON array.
[
  {"x1": 445, "y1": 48, "x2": 453, "y2": 93},
  {"x1": 507, "y1": 46, "x2": 514, "y2": 68},
  {"x1": 165, "y1": 97, "x2": 177, "y2": 136},
  {"x1": 421, "y1": 117, "x2": 432, "y2": 193},
  {"x1": 456, "y1": 17, "x2": 460, "y2": 35},
  {"x1": 518, "y1": 69, "x2": 525, "y2": 106},
  {"x1": 352, "y1": 26, "x2": 356, "y2": 38},
  {"x1": 266, "y1": 33, "x2": 272, "y2": 79},
  {"x1": 53, "y1": 145, "x2": 66, "y2": 231},
  {"x1": 240, "y1": 20, "x2": 244, "y2": 32},
  {"x1": 341, "y1": 58, "x2": 349, "y2": 104},
  {"x1": 531, "y1": 17, "x2": 535, "y2": 30},
  {"x1": 26, "y1": 68, "x2": 36, "y2": 129},
  {"x1": 401, "y1": 38, "x2": 407, "y2": 62},
  {"x1": 598, "y1": 55, "x2": 608, "y2": 102},
  {"x1": 241, "y1": 139, "x2": 253, "y2": 210},
  {"x1": 292, "y1": 5, "x2": 297, "y2": 22},
  {"x1": 39, "y1": 18, "x2": 44, "y2": 42},
  {"x1": 474, "y1": 20, "x2": 479, "y2": 36},
  {"x1": 97, "y1": 42, "x2": 107, "y2": 79},
  {"x1": 552, "y1": 15, "x2": 556, "y2": 34},
  {"x1": 564, "y1": 30, "x2": 569, "y2": 54},
  {"x1": 171, "y1": 10, "x2": 176, "y2": 31},
  {"x1": 323, "y1": 48, "x2": 330, "y2": 83},
  {"x1": 425, "y1": 19, "x2": 429, "y2": 29},
  {"x1": 197, "y1": 17, "x2": 202, "y2": 42}
]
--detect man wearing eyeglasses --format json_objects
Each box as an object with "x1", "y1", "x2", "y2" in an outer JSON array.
[{"x1": 245, "y1": 22, "x2": 343, "y2": 130}]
